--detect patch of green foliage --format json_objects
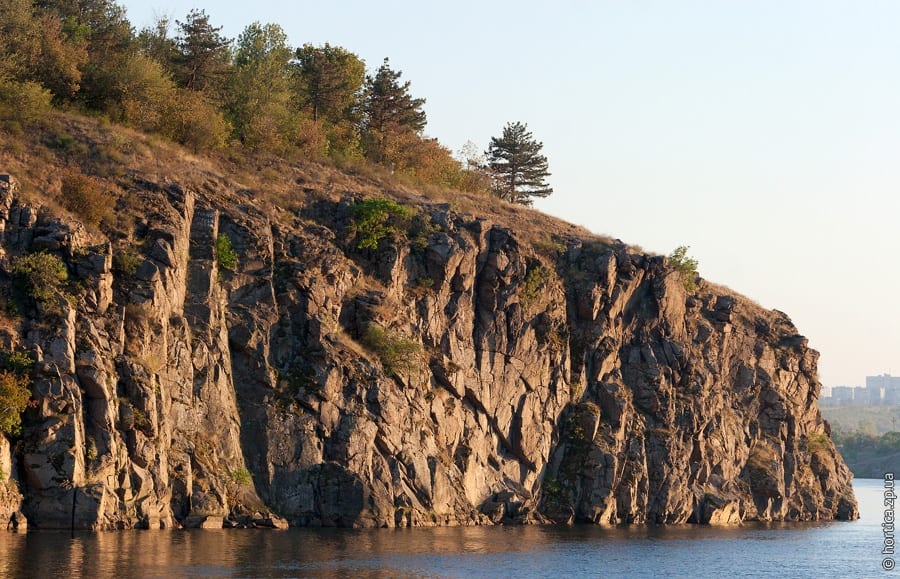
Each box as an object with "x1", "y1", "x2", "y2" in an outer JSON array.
[
  {"x1": 830, "y1": 429, "x2": 900, "y2": 477},
  {"x1": 834, "y1": 430, "x2": 900, "y2": 455},
  {"x1": 132, "y1": 406, "x2": 150, "y2": 431},
  {"x1": 229, "y1": 466, "x2": 252, "y2": 486},
  {"x1": 2, "y1": 350, "x2": 35, "y2": 376},
  {"x1": 85, "y1": 437, "x2": 98, "y2": 462},
  {"x1": 0, "y1": 370, "x2": 31, "y2": 435},
  {"x1": 0, "y1": 351, "x2": 34, "y2": 436},
  {"x1": 350, "y1": 197, "x2": 413, "y2": 250},
  {"x1": 806, "y1": 432, "x2": 830, "y2": 455},
  {"x1": 406, "y1": 211, "x2": 437, "y2": 250},
  {"x1": 113, "y1": 249, "x2": 143, "y2": 278},
  {"x1": 12, "y1": 251, "x2": 68, "y2": 305},
  {"x1": 542, "y1": 476, "x2": 563, "y2": 499},
  {"x1": 522, "y1": 263, "x2": 552, "y2": 307},
  {"x1": 668, "y1": 246, "x2": 699, "y2": 292},
  {"x1": 362, "y1": 325, "x2": 421, "y2": 376},
  {"x1": 215, "y1": 234, "x2": 238, "y2": 271},
  {"x1": 534, "y1": 236, "x2": 567, "y2": 257},
  {"x1": 0, "y1": 75, "x2": 52, "y2": 133}
]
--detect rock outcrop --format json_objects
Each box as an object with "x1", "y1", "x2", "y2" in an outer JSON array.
[{"x1": 0, "y1": 171, "x2": 857, "y2": 529}]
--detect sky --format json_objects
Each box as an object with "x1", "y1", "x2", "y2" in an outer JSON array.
[{"x1": 119, "y1": 0, "x2": 900, "y2": 388}]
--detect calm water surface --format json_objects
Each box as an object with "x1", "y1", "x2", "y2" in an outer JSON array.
[{"x1": 0, "y1": 479, "x2": 891, "y2": 578}]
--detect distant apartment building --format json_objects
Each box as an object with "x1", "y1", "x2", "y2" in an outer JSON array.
[
  {"x1": 887, "y1": 385, "x2": 899, "y2": 405},
  {"x1": 867, "y1": 374, "x2": 900, "y2": 404},
  {"x1": 830, "y1": 386, "x2": 854, "y2": 405},
  {"x1": 822, "y1": 374, "x2": 900, "y2": 406}
]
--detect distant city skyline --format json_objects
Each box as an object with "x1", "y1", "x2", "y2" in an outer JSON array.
[
  {"x1": 119, "y1": 0, "x2": 900, "y2": 387},
  {"x1": 821, "y1": 373, "x2": 900, "y2": 406}
]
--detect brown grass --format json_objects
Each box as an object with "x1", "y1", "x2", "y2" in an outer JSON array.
[{"x1": 2, "y1": 110, "x2": 623, "y2": 268}]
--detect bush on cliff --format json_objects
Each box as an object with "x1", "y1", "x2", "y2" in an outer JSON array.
[
  {"x1": 60, "y1": 170, "x2": 110, "y2": 227},
  {"x1": 521, "y1": 262, "x2": 552, "y2": 307},
  {"x1": 0, "y1": 370, "x2": 31, "y2": 435},
  {"x1": 12, "y1": 251, "x2": 69, "y2": 306},
  {"x1": 215, "y1": 233, "x2": 238, "y2": 271},
  {"x1": 350, "y1": 197, "x2": 413, "y2": 250},
  {"x1": 362, "y1": 325, "x2": 421, "y2": 376},
  {"x1": 668, "y1": 245, "x2": 699, "y2": 292}
]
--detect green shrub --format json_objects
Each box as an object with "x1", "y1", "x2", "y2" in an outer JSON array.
[
  {"x1": 406, "y1": 211, "x2": 437, "y2": 250},
  {"x1": 161, "y1": 88, "x2": 230, "y2": 152},
  {"x1": 114, "y1": 54, "x2": 174, "y2": 133},
  {"x1": 85, "y1": 437, "x2": 98, "y2": 462},
  {"x1": 0, "y1": 370, "x2": 31, "y2": 435},
  {"x1": 542, "y1": 476, "x2": 563, "y2": 499},
  {"x1": 534, "y1": 236, "x2": 566, "y2": 257},
  {"x1": 215, "y1": 234, "x2": 238, "y2": 271},
  {"x1": 362, "y1": 325, "x2": 421, "y2": 376},
  {"x1": 113, "y1": 249, "x2": 142, "y2": 277},
  {"x1": 60, "y1": 170, "x2": 110, "y2": 227},
  {"x1": 0, "y1": 76, "x2": 52, "y2": 131},
  {"x1": 807, "y1": 432, "x2": 830, "y2": 455},
  {"x1": 350, "y1": 197, "x2": 413, "y2": 250},
  {"x1": 229, "y1": 466, "x2": 252, "y2": 486},
  {"x1": 522, "y1": 263, "x2": 552, "y2": 307},
  {"x1": 1, "y1": 350, "x2": 34, "y2": 375},
  {"x1": 668, "y1": 246, "x2": 699, "y2": 292},
  {"x1": 132, "y1": 406, "x2": 150, "y2": 431},
  {"x1": 12, "y1": 251, "x2": 68, "y2": 305}
]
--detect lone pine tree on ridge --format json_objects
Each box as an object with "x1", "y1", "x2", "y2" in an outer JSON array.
[{"x1": 486, "y1": 121, "x2": 553, "y2": 206}]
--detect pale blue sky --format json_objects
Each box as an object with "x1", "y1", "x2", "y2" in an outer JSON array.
[{"x1": 121, "y1": 0, "x2": 900, "y2": 388}]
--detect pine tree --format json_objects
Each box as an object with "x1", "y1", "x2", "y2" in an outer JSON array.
[
  {"x1": 486, "y1": 121, "x2": 553, "y2": 205},
  {"x1": 362, "y1": 58, "x2": 426, "y2": 163},
  {"x1": 173, "y1": 9, "x2": 232, "y2": 95},
  {"x1": 137, "y1": 16, "x2": 178, "y2": 69},
  {"x1": 293, "y1": 43, "x2": 365, "y2": 124}
]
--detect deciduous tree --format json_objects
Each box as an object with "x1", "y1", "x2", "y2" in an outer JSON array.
[
  {"x1": 226, "y1": 22, "x2": 295, "y2": 152},
  {"x1": 0, "y1": 0, "x2": 87, "y2": 101},
  {"x1": 38, "y1": 0, "x2": 136, "y2": 110}
]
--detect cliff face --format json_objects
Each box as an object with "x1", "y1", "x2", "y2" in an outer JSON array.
[{"x1": 0, "y1": 172, "x2": 857, "y2": 530}]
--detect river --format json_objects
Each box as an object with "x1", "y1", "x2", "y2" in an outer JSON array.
[{"x1": 0, "y1": 478, "x2": 891, "y2": 578}]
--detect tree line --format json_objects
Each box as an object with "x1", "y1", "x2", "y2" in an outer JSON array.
[{"x1": 0, "y1": 0, "x2": 552, "y2": 205}]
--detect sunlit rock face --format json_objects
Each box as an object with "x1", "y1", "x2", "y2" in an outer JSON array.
[{"x1": 0, "y1": 174, "x2": 856, "y2": 529}]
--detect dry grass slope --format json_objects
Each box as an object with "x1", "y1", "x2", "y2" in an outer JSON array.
[{"x1": 0, "y1": 112, "x2": 619, "y2": 256}]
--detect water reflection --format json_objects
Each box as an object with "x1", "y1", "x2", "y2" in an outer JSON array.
[{"x1": 0, "y1": 480, "x2": 883, "y2": 578}]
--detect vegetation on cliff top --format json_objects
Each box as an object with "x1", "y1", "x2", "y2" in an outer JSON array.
[
  {"x1": 0, "y1": 0, "x2": 552, "y2": 205},
  {"x1": 668, "y1": 246, "x2": 699, "y2": 292}
]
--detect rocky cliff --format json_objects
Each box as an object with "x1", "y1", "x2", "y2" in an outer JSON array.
[{"x1": 0, "y1": 161, "x2": 857, "y2": 530}]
